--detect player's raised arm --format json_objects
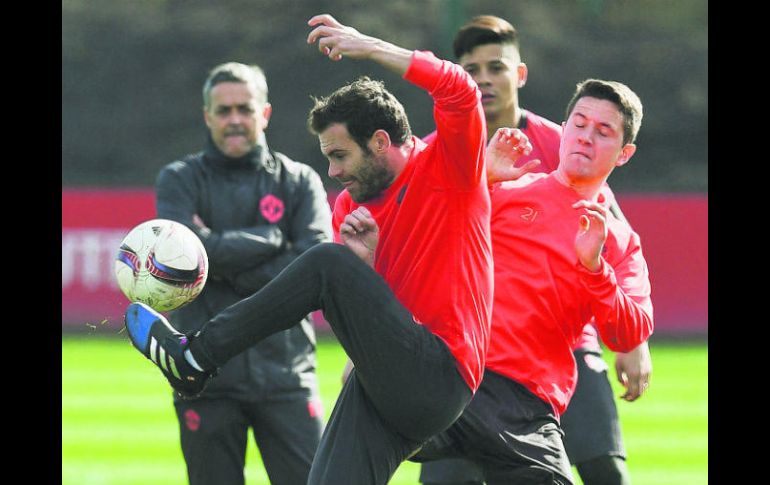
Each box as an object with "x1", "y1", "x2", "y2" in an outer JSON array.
[
  {"x1": 307, "y1": 14, "x2": 486, "y2": 189},
  {"x1": 415, "y1": 55, "x2": 487, "y2": 188}
]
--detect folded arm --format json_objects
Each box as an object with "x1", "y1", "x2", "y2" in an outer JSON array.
[
  {"x1": 229, "y1": 169, "x2": 333, "y2": 295},
  {"x1": 155, "y1": 165, "x2": 284, "y2": 283}
]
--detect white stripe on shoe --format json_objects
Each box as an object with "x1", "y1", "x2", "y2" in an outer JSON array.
[
  {"x1": 184, "y1": 349, "x2": 205, "y2": 372},
  {"x1": 147, "y1": 333, "x2": 184, "y2": 382},
  {"x1": 150, "y1": 337, "x2": 159, "y2": 364},
  {"x1": 168, "y1": 357, "x2": 181, "y2": 380},
  {"x1": 158, "y1": 346, "x2": 169, "y2": 373}
]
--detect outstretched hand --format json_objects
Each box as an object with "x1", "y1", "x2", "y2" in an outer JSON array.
[
  {"x1": 339, "y1": 206, "x2": 379, "y2": 267},
  {"x1": 486, "y1": 127, "x2": 541, "y2": 185},
  {"x1": 573, "y1": 199, "x2": 609, "y2": 272},
  {"x1": 307, "y1": 14, "x2": 379, "y2": 61}
]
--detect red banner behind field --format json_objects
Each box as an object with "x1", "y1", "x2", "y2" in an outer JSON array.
[
  {"x1": 62, "y1": 189, "x2": 707, "y2": 335},
  {"x1": 614, "y1": 194, "x2": 708, "y2": 333}
]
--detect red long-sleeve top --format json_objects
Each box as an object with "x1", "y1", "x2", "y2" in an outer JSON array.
[
  {"x1": 424, "y1": 110, "x2": 615, "y2": 353},
  {"x1": 332, "y1": 51, "x2": 493, "y2": 392},
  {"x1": 486, "y1": 172, "x2": 653, "y2": 415}
]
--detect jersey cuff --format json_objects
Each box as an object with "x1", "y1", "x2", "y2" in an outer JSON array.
[
  {"x1": 576, "y1": 257, "x2": 616, "y2": 288},
  {"x1": 403, "y1": 50, "x2": 443, "y2": 92}
]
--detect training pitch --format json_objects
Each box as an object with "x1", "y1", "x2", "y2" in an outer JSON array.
[{"x1": 62, "y1": 335, "x2": 707, "y2": 485}]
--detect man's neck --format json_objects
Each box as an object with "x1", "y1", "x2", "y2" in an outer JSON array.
[
  {"x1": 552, "y1": 168, "x2": 603, "y2": 201},
  {"x1": 486, "y1": 106, "x2": 522, "y2": 141},
  {"x1": 388, "y1": 137, "x2": 416, "y2": 179}
]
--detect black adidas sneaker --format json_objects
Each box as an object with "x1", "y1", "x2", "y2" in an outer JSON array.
[{"x1": 124, "y1": 302, "x2": 212, "y2": 399}]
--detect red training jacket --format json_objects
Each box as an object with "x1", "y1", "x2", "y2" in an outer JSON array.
[{"x1": 332, "y1": 51, "x2": 493, "y2": 392}]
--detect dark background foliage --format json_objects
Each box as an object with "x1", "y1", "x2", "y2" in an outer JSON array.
[{"x1": 62, "y1": 0, "x2": 707, "y2": 193}]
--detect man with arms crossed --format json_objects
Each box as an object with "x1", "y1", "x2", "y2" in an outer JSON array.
[
  {"x1": 419, "y1": 16, "x2": 652, "y2": 485},
  {"x1": 154, "y1": 61, "x2": 331, "y2": 485},
  {"x1": 124, "y1": 13, "x2": 493, "y2": 485}
]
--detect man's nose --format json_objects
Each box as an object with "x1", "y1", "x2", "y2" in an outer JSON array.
[
  {"x1": 577, "y1": 129, "x2": 593, "y2": 145},
  {"x1": 226, "y1": 111, "x2": 244, "y2": 125},
  {"x1": 474, "y1": 69, "x2": 491, "y2": 86},
  {"x1": 328, "y1": 163, "x2": 342, "y2": 179}
]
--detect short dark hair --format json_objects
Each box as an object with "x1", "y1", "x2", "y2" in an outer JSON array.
[
  {"x1": 453, "y1": 15, "x2": 519, "y2": 59},
  {"x1": 308, "y1": 76, "x2": 412, "y2": 150},
  {"x1": 565, "y1": 79, "x2": 644, "y2": 145},
  {"x1": 202, "y1": 62, "x2": 268, "y2": 109}
]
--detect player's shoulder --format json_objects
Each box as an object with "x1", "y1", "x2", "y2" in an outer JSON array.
[
  {"x1": 272, "y1": 149, "x2": 307, "y2": 171},
  {"x1": 332, "y1": 188, "x2": 353, "y2": 210},
  {"x1": 498, "y1": 171, "x2": 549, "y2": 191},
  {"x1": 600, "y1": 184, "x2": 633, "y2": 239},
  {"x1": 421, "y1": 130, "x2": 438, "y2": 144},
  {"x1": 160, "y1": 152, "x2": 205, "y2": 175},
  {"x1": 522, "y1": 110, "x2": 562, "y2": 136},
  {"x1": 271, "y1": 149, "x2": 324, "y2": 183},
  {"x1": 605, "y1": 209, "x2": 641, "y2": 261},
  {"x1": 599, "y1": 183, "x2": 617, "y2": 205},
  {"x1": 491, "y1": 173, "x2": 550, "y2": 214},
  {"x1": 331, "y1": 189, "x2": 356, "y2": 222}
]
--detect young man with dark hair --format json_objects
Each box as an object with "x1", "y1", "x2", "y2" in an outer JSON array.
[
  {"x1": 419, "y1": 15, "x2": 652, "y2": 485},
  {"x1": 411, "y1": 76, "x2": 653, "y2": 485},
  {"x1": 124, "y1": 14, "x2": 494, "y2": 485}
]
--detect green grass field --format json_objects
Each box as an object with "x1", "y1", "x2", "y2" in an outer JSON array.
[{"x1": 62, "y1": 335, "x2": 707, "y2": 485}]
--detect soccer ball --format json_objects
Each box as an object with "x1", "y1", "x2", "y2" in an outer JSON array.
[{"x1": 114, "y1": 219, "x2": 208, "y2": 312}]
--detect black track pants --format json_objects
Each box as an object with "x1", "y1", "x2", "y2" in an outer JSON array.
[{"x1": 192, "y1": 243, "x2": 472, "y2": 485}]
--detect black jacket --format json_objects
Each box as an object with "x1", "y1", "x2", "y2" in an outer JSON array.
[{"x1": 155, "y1": 136, "x2": 332, "y2": 401}]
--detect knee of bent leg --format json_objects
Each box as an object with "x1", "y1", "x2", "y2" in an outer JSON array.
[
  {"x1": 305, "y1": 242, "x2": 357, "y2": 265},
  {"x1": 576, "y1": 455, "x2": 630, "y2": 485}
]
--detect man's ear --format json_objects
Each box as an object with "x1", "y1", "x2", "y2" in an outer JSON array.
[
  {"x1": 616, "y1": 144, "x2": 637, "y2": 167},
  {"x1": 203, "y1": 106, "x2": 212, "y2": 129},
  {"x1": 261, "y1": 103, "x2": 273, "y2": 123},
  {"x1": 517, "y1": 63, "x2": 528, "y2": 88},
  {"x1": 370, "y1": 129, "x2": 392, "y2": 154}
]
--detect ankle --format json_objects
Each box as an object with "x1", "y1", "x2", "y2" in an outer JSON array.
[
  {"x1": 187, "y1": 333, "x2": 217, "y2": 371},
  {"x1": 183, "y1": 349, "x2": 204, "y2": 371}
]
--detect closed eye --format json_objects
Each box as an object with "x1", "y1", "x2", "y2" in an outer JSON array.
[{"x1": 325, "y1": 150, "x2": 347, "y2": 161}]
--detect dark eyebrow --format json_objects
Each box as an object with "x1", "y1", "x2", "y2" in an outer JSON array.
[
  {"x1": 325, "y1": 148, "x2": 347, "y2": 157},
  {"x1": 216, "y1": 103, "x2": 253, "y2": 111}
]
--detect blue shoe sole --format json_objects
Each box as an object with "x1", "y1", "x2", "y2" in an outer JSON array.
[
  {"x1": 125, "y1": 302, "x2": 163, "y2": 354},
  {"x1": 124, "y1": 302, "x2": 209, "y2": 398}
]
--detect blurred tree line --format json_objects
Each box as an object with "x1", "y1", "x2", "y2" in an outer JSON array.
[{"x1": 62, "y1": 0, "x2": 707, "y2": 193}]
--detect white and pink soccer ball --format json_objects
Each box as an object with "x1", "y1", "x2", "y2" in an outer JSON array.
[{"x1": 114, "y1": 219, "x2": 208, "y2": 312}]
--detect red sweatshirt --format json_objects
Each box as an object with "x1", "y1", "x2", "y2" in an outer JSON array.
[
  {"x1": 332, "y1": 51, "x2": 493, "y2": 392},
  {"x1": 423, "y1": 109, "x2": 560, "y2": 172},
  {"x1": 497, "y1": 110, "x2": 610, "y2": 352},
  {"x1": 425, "y1": 110, "x2": 610, "y2": 352},
  {"x1": 486, "y1": 172, "x2": 653, "y2": 416}
]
